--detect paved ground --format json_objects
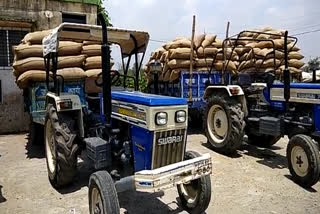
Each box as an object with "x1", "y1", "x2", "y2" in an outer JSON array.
[{"x1": 0, "y1": 132, "x2": 319, "y2": 214}]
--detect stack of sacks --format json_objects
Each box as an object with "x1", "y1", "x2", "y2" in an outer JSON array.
[
  {"x1": 234, "y1": 27, "x2": 304, "y2": 78},
  {"x1": 13, "y1": 30, "x2": 87, "y2": 88},
  {"x1": 146, "y1": 34, "x2": 239, "y2": 83}
]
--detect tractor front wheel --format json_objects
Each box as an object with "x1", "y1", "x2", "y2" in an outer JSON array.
[
  {"x1": 287, "y1": 134, "x2": 320, "y2": 188},
  {"x1": 204, "y1": 94, "x2": 245, "y2": 154},
  {"x1": 45, "y1": 104, "x2": 79, "y2": 188},
  {"x1": 89, "y1": 171, "x2": 120, "y2": 214},
  {"x1": 177, "y1": 151, "x2": 211, "y2": 214}
]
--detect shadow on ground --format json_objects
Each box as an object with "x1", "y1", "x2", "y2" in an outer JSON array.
[
  {"x1": 118, "y1": 191, "x2": 185, "y2": 214},
  {"x1": 239, "y1": 142, "x2": 288, "y2": 169},
  {"x1": 25, "y1": 135, "x2": 45, "y2": 159},
  {"x1": 284, "y1": 175, "x2": 318, "y2": 193},
  {"x1": 0, "y1": 185, "x2": 6, "y2": 203}
]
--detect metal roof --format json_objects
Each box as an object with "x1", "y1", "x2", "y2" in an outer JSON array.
[{"x1": 42, "y1": 22, "x2": 149, "y2": 57}]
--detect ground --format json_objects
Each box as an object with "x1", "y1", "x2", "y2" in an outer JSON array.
[{"x1": 0, "y1": 133, "x2": 319, "y2": 214}]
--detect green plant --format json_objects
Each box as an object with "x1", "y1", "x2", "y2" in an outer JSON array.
[{"x1": 98, "y1": 0, "x2": 112, "y2": 26}]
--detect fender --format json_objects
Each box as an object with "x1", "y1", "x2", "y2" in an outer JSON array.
[
  {"x1": 203, "y1": 85, "x2": 248, "y2": 117},
  {"x1": 46, "y1": 92, "x2": 84, "y2": 138}
]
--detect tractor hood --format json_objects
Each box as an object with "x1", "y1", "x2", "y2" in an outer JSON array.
[{"x1": 111, "y1": 91, "x2": 187, "y2": 106}]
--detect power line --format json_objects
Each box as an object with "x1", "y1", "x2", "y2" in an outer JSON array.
[
  {"x1": 292, "y1": 29, "x2": 320, "y2": 36},
  {"x1": 149, "y1": 39, "x2": 168, "y2": 43}
]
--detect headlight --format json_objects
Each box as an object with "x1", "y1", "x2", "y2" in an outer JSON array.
[
  {"x1": 155, "y1": 112, "x2": 167, "y2": 125},
  {"x1": 175, "y1": 110, "x2": 186, "y2": 123}
]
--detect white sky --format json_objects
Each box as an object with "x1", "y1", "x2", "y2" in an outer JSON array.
[{"x1": 105, "y1": 0, "x2": 320, "y2": 67}]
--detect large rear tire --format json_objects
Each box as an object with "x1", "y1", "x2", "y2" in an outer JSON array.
[
  {"x1": 45, "y1": 104, "x2": 79, "y2": 188},
  {"x1": 247, "y1": 134, "x2": 280, "y2": 147},
  {"x1": 177, "y1": 151, "x2": 211, "y2": 214},
  {"x1": 204, "y1": 94, "x2": 245, "y2": 154},
  {"x1": 89, "y1": 171, "x2": 120, "y2": 214},
  {"x1": 287, "y1": 134, "x2": 320, "y2": 188}
]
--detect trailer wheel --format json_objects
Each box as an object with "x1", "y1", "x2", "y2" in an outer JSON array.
[
  {"x1": 45, "y1": 104, "x2": 79, "y2": 188},
  {"x1": 287, "y1": 134, "x2": 320, "y2": 188},
  {"x1": 247, "y1": 134, "x2": 280, "y2": 147},
  {"x1": 89, "y1": 171, "x2": 120, "y2": 214},
  {"x1": 177, "y1": 151, "x2": 211, "y2": 214},
  {"x1": 204, "y1": 94, "x2": 245, "y2": 154}
]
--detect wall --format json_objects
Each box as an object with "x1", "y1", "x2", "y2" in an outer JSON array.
[{"x1": 0, "y1": 0, "x2": 98, "y2": 134}]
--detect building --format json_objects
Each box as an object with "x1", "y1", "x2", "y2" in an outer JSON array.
[{"x1": 0, "y1": 0, "x2": 99, "y2": 134}]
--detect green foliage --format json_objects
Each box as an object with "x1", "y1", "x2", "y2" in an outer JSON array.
[
  {"x1": 114, "y1": 68, "x2": 148, "y2": 92},
  {"x1": 97, "y1": 0, "x2": 112, "y2": 26},
  {"x1": 308, "y1": 57, "x2": 320, "y2": 71}
]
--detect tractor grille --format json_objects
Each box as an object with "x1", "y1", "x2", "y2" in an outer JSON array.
[{"x1": 152, "y1": 129, "x2": 186, "y2": 169}]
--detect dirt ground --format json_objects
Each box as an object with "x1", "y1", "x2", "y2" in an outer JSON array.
[{"x1": 0, "y1": 132, "x2": 319, "y2": 214}]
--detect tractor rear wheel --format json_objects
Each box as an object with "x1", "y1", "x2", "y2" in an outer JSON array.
[
  {"x1": 177, "y1": 151, "x2": 211, "y2": 214},
  {"x1": 89, "y1": 171, "x2": 120, "y2": 214},
  {"x1": 287, "y1": 134, "x2": 320, "y2": 188},
  {"x1": 247, "y1": 134, "x2": 280, "y2": 147},
  {"x1": 45, "y1": 104, "x2": 79, "y2": 188},
  {"x1": 204, "y1": 94, "x2": 245, "y2": 154}
]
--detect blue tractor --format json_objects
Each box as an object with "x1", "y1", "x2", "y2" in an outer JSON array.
[
  {"x1": 149, "y1": 31, "x2": 320, "y2": 188},
  {"x1": 25, "y1": 15, "x2": 213, "y2": 214}
]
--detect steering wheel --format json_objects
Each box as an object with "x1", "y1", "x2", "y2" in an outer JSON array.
[{"x1": 95, "y1": 70, "x2": 121, "y2": 87}]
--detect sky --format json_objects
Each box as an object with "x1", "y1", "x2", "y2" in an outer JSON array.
[{"x1": 104, "y1": 0, "x2": 320, "y2": 68}]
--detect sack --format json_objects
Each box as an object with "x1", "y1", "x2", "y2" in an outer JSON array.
[
  {"x1": 86, "y1": 69, "x2": 102, "y2": 78},
  {"x1": 13, "y1": 57, "x2": 45, "y2": 76},
  {"x1": 212, "y1": 39, "x2": 223, "y2": 48},
  {"x1": 197, "y1": 47, "x2": 220, "y2": 57},
  {"x1": 168, "y1": 59, "x2": 192, "y2": 69},
  {"x1": 22, "y1": 30, "x2": 52, "y2": 44},
  {"x1": 163, "y1": 70, "x2": 172, "y2": 82},
  {"x1": 58, "y1": 41, "x2": 83, "y2": 56},
  {"x1": 160, "y1": 51, "x2": 170, "y2": 62},
  {"x1": 169, "y1": 69, "x2": 181, "y2": 82},
  {"x1": 288, "y1": 59, "x2": 305, "y2": 69},
  {"x1": 255, "y1": 58, "x2": 280, "y2": 68},
  {"x1": 201, "y1": 34, "x2": 217, "y2": 48},
  {"x1": 57, "y1": 67, "x2": 86, "y2": 80},
  {"x1": 278, "y1": 65, "x2": 302, "y2": 74},
  {"x1": 14, "y1": 44, "x2": 43, "y2": 59},
  {"x1": 82, "y1": 44, "x2": 101, "y2": 56},
  {"x1": 83, "y1": 40, "x2": 101, "y2": 46},
  {"x1": 169, "y1": 48, "x2": 196, "y2": 59},
  {"x1": 289, "y1": 51, "x2": 304, "y2": 60},
  {"x1": 194, "y1": 34, "x2": 205, "y2": 48},
  {"x1": 58, "y1": 55, "x2": 85, "y2": 69},
  {"x1": 17, "y1": 68, "x2": 85, "y2": 88},
  {"x1": 168, "y1": 39, "x2": 192, "y2": 49},
  {"x1": 84, "y1": 56, "x2": 101, "y2": 70}
]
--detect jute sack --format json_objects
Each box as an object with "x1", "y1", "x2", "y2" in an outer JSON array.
[
  {"x1": 256, "y1": 34, "x2": 270, "y2": 40},
  {"x1": 236, "y1": 37, "x2": 253, "y2": 46},
  {"x1": 160, "y1": 51, "x2": 170, "y2": 62},
  {"x1": 17, "y1": 67, "x2": 86, "y2": 88},
  {"x1": 163, "y1": 63, "x2": 170, "y2": 74},
  {"x1": 278, "y1": 65, "x2": 302, "y2": 74},
  {"x1": 211, "y1": 39, "x2": 223, "y2": 48},
  {"x1": 85, "y1": 69, "x2": 102, "y2": 78},
  {"x1": 167, "y1": 39, "x2": 192, "y2": 49},
  {"x1": 13, "y1": 57, "x2": 45, "y2": 76},
  {"x1": 194, "y1": 34, "x2": 205, "y2": 48},
  {"x1": 289, "y1": 51, "x2": 304, "y2": 60},
  {"x1": 197, "y1": 47, "x2": 221, "y2": 57},
  {"x1": 83, "y1": 40, "x2": 101, "y2": 46},
  {"x1": 84, "y1": 56, "x2": 115, "y2": 70},
  {"x1": 58, "y1": 55, "x2": 86, "y2": 69},
  {"x1": 201, "y1": 34, "x2": 217, "y2": 48},
  {"x1": 57, "y1": 67, "x2": 86, "y2": 80},
  {"x1": 169, "y1": 69, "x2": 181, "y2": 82},
  {"x1": 196, "y1": 59, "x2": 237, "y2": 71},
  {"x1": 163, "y1": 70, "x2": 172, "y2": 82},
  {"x1": 288, "y1": 59, "x2": 305, "y2": 69},
  {"x1": 255, "y1": 58, "x2": 281, "y2": 68},
  {"x1": 82, "y1": 45, "x2": 102, "y2": 56},
  {"x1": 168, "y1": 59, "x2": 193, "y2": 69},
  {"x1": 22, "y1": 30, "x2": 51, "y2": 44},
  {"x1": 17, "y1": 70, "x2": 48, "y2": 88},
  {"x1": 14, "y1": 44, "x2": 43, "y2": 59},
  {"x1": 58, "y1": 41, "x2": 83, "y2": 56},
  {"x1": 169, "y1": 48, "x2": 196, "y2": 59}
]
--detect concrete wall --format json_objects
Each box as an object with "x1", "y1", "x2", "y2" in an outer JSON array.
[
  {"x1": 0, "y1": 0, "x2": 98, "y2": 30},
  {"x1": 0, "y1": 0, "x2": 98, "y2": 134}
]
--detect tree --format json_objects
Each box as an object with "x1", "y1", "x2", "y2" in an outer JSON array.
[
  {"x1": 98, "y1": 0, "x2": 112, "y2": 26},
  {"x1": 308, "y1": 57, "x2": 320, "y2": 71}
]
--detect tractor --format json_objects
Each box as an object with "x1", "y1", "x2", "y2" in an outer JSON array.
[
  {"x1": 35, "y1": 15, "x2": 212, "y2": 214},
  {"x1": 148, "y1": 30, "x2": 320, "y2": 188}
]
